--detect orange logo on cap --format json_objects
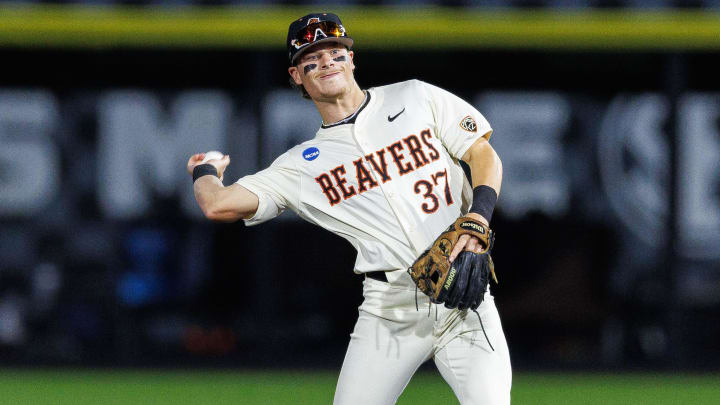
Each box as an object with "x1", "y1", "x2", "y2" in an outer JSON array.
[{"x1": 307, "y1": 17, "x2": 320, "y2": 25}]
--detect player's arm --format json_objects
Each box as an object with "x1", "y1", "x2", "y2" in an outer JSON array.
[
  {"x1": 461, "y1": 134, "x2": 503, "y2": 220},
  {"x1": 448, "y1": 135, "x2": 503, "y2": 261},
  {"x1": 187, "y1": 153, "x2": 259, "y2": 222}
]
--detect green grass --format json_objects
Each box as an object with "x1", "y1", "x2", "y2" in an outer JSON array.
[{"x1": 0, "y1": 369, "x2": 718, "y2": 404}]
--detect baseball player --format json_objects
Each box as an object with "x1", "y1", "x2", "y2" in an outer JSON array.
[{"x1": 187, "y1": 13, "x2": 511, "y2": 404}]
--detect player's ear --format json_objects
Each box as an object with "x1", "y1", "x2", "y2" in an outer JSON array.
[
  {"x1": 348, "y1": 50, "x2": 355, "y2": 71},
  {"x1": 288, "y1": 66, "x2": 303, "y2": 85}
]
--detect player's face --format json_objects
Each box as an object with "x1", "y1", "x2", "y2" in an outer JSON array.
[{"x1": 288, "y1": 43, "x2": 356, "y2": 101}]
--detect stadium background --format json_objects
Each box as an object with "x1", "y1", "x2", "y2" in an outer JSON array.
[{"x1": 1, "y1": 1, "x2": 720, "y2": 403}]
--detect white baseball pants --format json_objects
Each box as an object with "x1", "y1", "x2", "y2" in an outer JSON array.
[{"x1": 333, "y1": 277, "x2": 512, "y2": 405}]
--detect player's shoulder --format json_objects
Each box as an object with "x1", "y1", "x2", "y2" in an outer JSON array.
[
  {"x1": 276, "y1": 139, "x2": 326, "y2": 167},
  {"x1": 393, "y1": 79, "x2": 467, "y2": 105},
  {"x1": 369, "y1": 80, "x2": 435, "y2": 107},
  {"x1": 268, "y1": 144, "x2": 305, "y2": 169},
  {"x1": 372, "y1": 79, "x2": 428, "y2": 95}
]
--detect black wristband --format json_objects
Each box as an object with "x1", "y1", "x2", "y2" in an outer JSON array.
[
  {"x1": 469, "y1": 185, "x2": 497, "y2": 222},
  {"x1": 192, "y1": 164, "x2": 219, "y2": 183}
]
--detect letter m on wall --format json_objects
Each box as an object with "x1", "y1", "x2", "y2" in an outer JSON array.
[{"x1": 98, "y1": 91, "x2": 231, "y2": 219}]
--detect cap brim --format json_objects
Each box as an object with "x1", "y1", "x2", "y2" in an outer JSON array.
[{"x1": 291, "y1": 37, "x2": 354, "y2": 64}]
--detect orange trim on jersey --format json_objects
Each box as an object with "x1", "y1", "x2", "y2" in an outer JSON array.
[
  {"x1": 330, "y1": 164, "x2": 357, "y2": 200},
  {"x1": 431, "y1": 168, "x2": 454, "y2": 206},
  {"x1": 420, "y1": 129, "x2": 440, "y2": 161},
  {"x1": 315, "y1": 173, "x2": 341, "y2": 206},
  {"x1": 387, "y1": 141, "x2": 413, "y2": 176},
  {"x1": 413, "y1": 179, "x2": 439, "y2": 214},
  {"x1": 353, "y1": 158, "x2": 378, "y2": 194},
  {"x1": 365, "y1": 150, "x2": 392, "y2": 183},
  {"x1": 402, "y1": 134, "x2": 430, "y2": 169}
]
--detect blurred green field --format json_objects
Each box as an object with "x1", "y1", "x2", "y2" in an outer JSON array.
[{"x1": 0, "y1": 368, "x2": 718, "y2": 404}]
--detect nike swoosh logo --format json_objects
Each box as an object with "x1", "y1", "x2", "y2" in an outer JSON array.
[{"x1": 388, "y1": 107, "x2": 405, "y2": 122}]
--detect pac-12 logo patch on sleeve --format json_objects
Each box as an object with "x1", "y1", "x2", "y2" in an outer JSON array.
[
  {"x1": 303, "y1": 147, "x2": 320, "y2": 161},
  {"x1": 459, "y1": 116, "x2": 478, "y2": 133}
]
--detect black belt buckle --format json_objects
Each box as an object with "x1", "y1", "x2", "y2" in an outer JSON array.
[{"x1": 366, "y1": 271, "x2": 388, "y2": 283}]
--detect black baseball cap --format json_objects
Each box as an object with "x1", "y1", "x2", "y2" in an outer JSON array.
[{"x1": 287, "y1": 13, "x2": 353, "y2": 65}]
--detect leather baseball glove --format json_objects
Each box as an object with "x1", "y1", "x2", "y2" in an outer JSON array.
[{"x1": 408, "y1": 216, "x2": 497, "y2": 311}]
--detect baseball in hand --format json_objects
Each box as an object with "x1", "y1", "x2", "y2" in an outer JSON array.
[{"x1": 201, "y1": 151, "x2": 224, "y2": 163}]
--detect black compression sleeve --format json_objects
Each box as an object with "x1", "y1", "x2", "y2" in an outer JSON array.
[{"x1": 469, "y1": 185, "x2": 497, "y2": 222}]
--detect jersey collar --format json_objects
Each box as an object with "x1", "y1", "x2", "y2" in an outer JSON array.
[{"x1": 320, "y1": 90, "x2": 371, "y2": 129}]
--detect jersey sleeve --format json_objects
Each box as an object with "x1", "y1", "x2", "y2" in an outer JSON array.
[
  {"x1": 418, "y1": 80, "x2": 493, "y2": 160},
  {"x1": 235, "y1": 151, "x2": 299, "y2": 226}
]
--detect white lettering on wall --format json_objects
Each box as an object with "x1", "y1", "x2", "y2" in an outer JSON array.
[
  {"x1": 0, "y1": 90, "x2": 60, "y2": 216},
  {"x1": 97, "y1": 91, "x2": 232, "y2": 219},
  {"x1": 475, "y1": 92, "x2": 571, "y2": 219},
  {"x1": 598, "y1": 94, "x2": 669, "y2": 248},
  {"x1": 678, "y1": 94, "x2": 720, "y2": 260}
]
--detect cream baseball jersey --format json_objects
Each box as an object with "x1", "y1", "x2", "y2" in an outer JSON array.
[{"x1": 236, "y1": 80, "x2": 491, "y2": 286}]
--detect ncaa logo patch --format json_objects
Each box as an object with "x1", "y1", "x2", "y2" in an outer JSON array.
[
  {"x1": 459, "y1": 115, "x2": 478, "y2": 133},
  {"x1": 302, "y1": 147, "x2": 320, "y2": 161}
]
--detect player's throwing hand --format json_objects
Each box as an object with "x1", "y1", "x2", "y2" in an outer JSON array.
[{"x1": 187, "y1": 152, "x2": 231, "y2": 181}]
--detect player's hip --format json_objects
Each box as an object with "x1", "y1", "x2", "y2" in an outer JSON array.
[{"x1": 359, "y1": 274, "x2": 496, "y2": 321}]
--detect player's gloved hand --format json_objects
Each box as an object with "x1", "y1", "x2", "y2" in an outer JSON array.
[{"x1": 408, "y1": 216, "x2": 497, "y2": 311}]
